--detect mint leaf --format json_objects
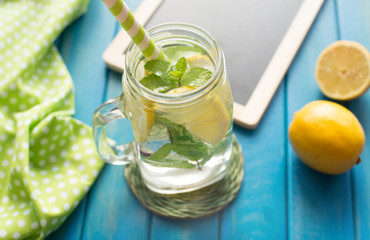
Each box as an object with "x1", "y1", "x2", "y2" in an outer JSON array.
[
  {"x1": 170, "y1": 57, "x2": 187, "y2": 79},
  {"x1": 141, "y1": 58, "x2": 188, "y2": 93},
  {"x1": 149, "y1": 142, "x2": 207, "y2": 162},
  {"x1": 144, "y1": 60, "x2": 170, "y2": 75},
  {"x1": 180, "y1": 67, "x2": 212, "y2": 87},
  {"x1": 167, "y1": 123, "x2": 194, "y2": 143},
  {"x1": 148, "y1": 117, "x2": 210, "y2": 166},
  {"x1": 176, "y1": 57, "x2": 187, "y2": 72},
  {"x1": 171, "y1": 143, "x2": 207, "y2": 161},
  {"x1": 140, "y1": 73, "x2": 178, "y2": 93},
  {"x1": 154, "y1": 117, "x2": 195, "y2": 143},
  {"x1": 141, "y1": 58, "x2": 212, "y2": 93},
  {"x1": 161, "y1": 74, "x2": 179, "y2": 88},
  {"x1": 149, "y1": 143, "x2": 173, "y2": 160},
  {"x1": 200, "y1": 136, "x2": 230, "y2": 165}
]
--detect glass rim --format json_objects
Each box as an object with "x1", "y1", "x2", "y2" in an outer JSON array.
[{"x1": 124, "y1": 22, "x2": 225, "y2": 103}]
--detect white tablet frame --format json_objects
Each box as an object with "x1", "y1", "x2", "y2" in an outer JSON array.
[{"x1": 102, "y1": 0, "x2": 325, "y2": 129}]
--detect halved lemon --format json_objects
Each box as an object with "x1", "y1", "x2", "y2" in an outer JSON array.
[
  {"x1": 165, "y1": 86, "x2": 231, "y2": 145},
  {"x1": 315, "y1": 40, "x2": 370, "y2": 100}
]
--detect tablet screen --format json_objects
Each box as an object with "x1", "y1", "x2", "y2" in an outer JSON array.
[{"x1": 145, "y1": 0, "x2": 303, "y2": 104}]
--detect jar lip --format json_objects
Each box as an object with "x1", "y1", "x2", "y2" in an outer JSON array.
[{"x1": 124, "y1": 22, "x2": 224, "y2": 103}]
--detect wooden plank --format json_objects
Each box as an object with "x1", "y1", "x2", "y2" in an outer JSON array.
[
  {"x1": 83, "y1": 164, "x2": 151, "y2": 239},
  {"x1": 349, "y1": 84, "x2": 370, "y2": 240},
  {"x1": 150, "y1": 215, "x2": 218, "y2": 240},
  {"x1": 46, "y1": 205, "x2": 86, "y2": 240},
  {"x1": 81, "y1": 0, "x2": 152, "y2": 238},
  {"x1": 57, "y1": 2, "x2": 116, "y2": 125},
  {"x1": 220, "y1": 81, "x2": 287, "y2": 239},
  {"x1": 336, "y1": 0, "x2": 370, "y2": 239},
  {"x1": 46, "y1": 0, "x2": 118, "y2": 239},
  {"x1": 82, "y1": 68, "x2": 151, "y2": 239},
  {"x1": 286, "y1": 0, "x2": 354, "y2": 239}
]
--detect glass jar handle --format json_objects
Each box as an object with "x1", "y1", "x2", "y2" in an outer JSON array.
[{"x1": 92, "y1": 95, "x2": 137, "y2": 165}]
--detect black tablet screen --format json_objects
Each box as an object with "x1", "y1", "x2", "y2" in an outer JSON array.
[{"x1": 145, "y1": 0, "x2": 303, "y2": 104}]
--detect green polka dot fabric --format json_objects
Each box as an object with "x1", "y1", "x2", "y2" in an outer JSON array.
[{"x1": 0, "y1": 0, "x2": 104, "y2": 239}]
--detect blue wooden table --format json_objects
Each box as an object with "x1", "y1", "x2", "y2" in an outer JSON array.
[{"x1": 48, "y1": 0, "x2": 370, "y2": 239}]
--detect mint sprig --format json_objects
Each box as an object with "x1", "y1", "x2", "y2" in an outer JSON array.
[
  {"x1": 140, "y1": 56, "x2": 214, "y2": 168},
  {"x1": 140, "y1": 56, "x2": 212, "y2": 93},
  {"x1": 147, "y1": 117, "x2": 210, "y2": 168}
]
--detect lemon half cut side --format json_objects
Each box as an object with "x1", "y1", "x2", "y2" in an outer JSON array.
[{"x1": 315, "y1": 40, "x2": 370, "y2": 100}]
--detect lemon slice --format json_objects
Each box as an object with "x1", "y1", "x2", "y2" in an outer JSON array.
[
  {"x1": 187, "y1": 55, "x2": 214, "y2": 71},
  {"x1": 165, "y1": 86, "x2": 231, "y2": 145},
  {"x1": 315, "y1": 40, "x2": 370, "y2": 100},
  {"x1": 166, "y1": 86, "x2": 196, "y2": 94},
  {"x1": 185, "y1": 97, "x2": 230, "y2": 145},
  {"x1": 125, "y1": 99, "x2": 155, "y2": 142}
]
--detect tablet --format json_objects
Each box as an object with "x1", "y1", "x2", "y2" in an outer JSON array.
[{"x1": 103, "y1": 0, "x2": 325, "y2": 129}]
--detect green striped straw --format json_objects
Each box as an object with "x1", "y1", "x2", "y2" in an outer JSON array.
[{"x1": 103, "y1": 0, "x2": 166, "y2": 60}]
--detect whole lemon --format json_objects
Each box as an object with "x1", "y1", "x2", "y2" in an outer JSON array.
[{"x1": 289, "y1": 100, "x2": 365, "y2": 174}]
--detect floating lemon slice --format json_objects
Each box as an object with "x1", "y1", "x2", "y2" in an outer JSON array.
[
  {"x1": 166, "y1": 86, "x2": 196, "y2": 94},
  {"x1": 187, "y1": 55, "x2": 214, "y2": 71},
  {"x1": 315, "y1": 40, "x2": 370, "y2": 100},
  {"x1": 165, "y1": 86, "x2": 231, "y2": 145},
  {"x1": 185, "y1": 97, "x2": 230, "y2": 145}
]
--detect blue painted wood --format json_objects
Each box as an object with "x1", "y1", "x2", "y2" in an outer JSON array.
[
  {"x1": 48, "y1": 0, "x2": 370, "y2": 239},
  {"x1": 80, "y1": 0, "x2": 152, "y2": 238},
  {"x1": 286, "y1": 0, "x2": 354, "y2": 239},
  {"x1": 336, "y1": 0, "x2": 370, "y2": 239},
  {"x1": 58, "y1": 0, "x2": 116, "y2": 125},
  {"x1": 82, "y1": 69, "x2": 151, "y2": 240},
  {"x1": 349, "y1": 90, "x2": 370, "y2": 240},
  {"x1": 220, "y1": 80, "x2": 287, "y2": 239},
  {"x1": 83, "y1": 164, "x2": 151, "y2": 240},
  {"x1": 46, "y1": 204, "x2": 87, "y2": 240},
  {"x1": 150, "y1": 215, "x2": 218, "y2": 240}
]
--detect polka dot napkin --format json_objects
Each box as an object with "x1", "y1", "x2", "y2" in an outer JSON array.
[{"x1": 0, "y1": 0, "x2": 104, "y2": 239}]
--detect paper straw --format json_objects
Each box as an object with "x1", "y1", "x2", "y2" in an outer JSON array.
[{"x1": 103, "y1": 0, "x2": 166, "y2": 60}]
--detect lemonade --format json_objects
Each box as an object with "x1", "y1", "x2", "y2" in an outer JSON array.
[
  {"x1": 93, "y1": 23, "x2": 234, "y2": 194},
  {"x1": 122, "y1": 35, "x2": 234, "y2": 193}
]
